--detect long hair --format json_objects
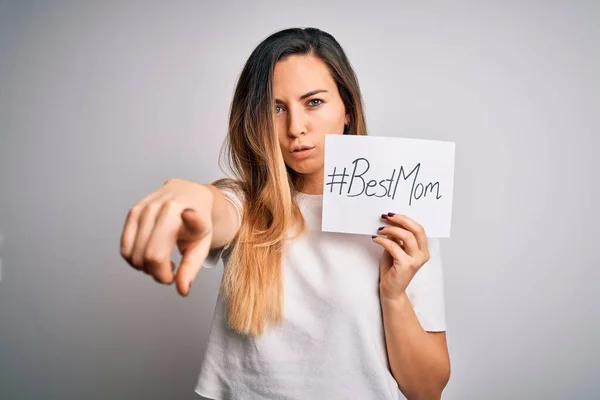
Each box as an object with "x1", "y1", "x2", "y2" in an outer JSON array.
[{"x1": 213, "y1": 27, "x2": 367, "y2": 336}]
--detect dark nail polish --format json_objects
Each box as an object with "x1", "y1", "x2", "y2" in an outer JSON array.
[
  {"x1": 387, "y1": 212, "x2": 395, "y2": 217},
  {"x1": 378, "y1": 226, "x2": 384, "y2": 231},
  {"x1": 371, "y1": 235, "x2": 377, "y2": 239},
  {"x1": 381, "y1": 214, "x2": 388, "y2": 219}
]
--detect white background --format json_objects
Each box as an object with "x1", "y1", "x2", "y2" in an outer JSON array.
[{"x1": 0, "y1": 1, "x2": 598, "y2": 399}]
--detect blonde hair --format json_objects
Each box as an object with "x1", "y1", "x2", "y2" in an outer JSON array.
[{"x1": 214, "y1": 28, "x2": 367, "y2": 336}]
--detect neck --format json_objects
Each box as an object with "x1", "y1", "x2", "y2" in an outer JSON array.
[{"x1": 299, "y1": 169, "x2": 324, "y2": 195}]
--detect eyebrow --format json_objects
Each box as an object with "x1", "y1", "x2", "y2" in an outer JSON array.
[{"x1": 275, "y1": 89, "x2": 328, "y2": 104}]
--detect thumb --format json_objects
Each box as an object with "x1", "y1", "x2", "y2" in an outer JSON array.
[{"x1": 181, "y1": 208, "x2": 208, "y2": 236}]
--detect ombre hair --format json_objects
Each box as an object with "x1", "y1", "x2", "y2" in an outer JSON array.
[{"x1": 213, "y1": 27, "x2": 367, "y2": 336}]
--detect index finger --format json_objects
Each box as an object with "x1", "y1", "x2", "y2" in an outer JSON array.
[{"x1": 174, "y1": 209, "x2": 212, "y2": 296}]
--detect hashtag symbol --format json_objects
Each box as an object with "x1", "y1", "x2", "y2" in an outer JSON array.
[{"x1": 325, "y1": 167, "x2": 349, "y2": 195}]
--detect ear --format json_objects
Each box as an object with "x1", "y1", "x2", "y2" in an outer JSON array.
[{"x1": 345, "y1": 112, "x2": 350, "y2": 125}]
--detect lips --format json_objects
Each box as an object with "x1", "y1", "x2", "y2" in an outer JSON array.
[
  {"x1": 290, "y1": 146, "x2": 315, "y2": 159},
  {"x1": 291, "y1": 145, "x2": 315, "y2": 153}
]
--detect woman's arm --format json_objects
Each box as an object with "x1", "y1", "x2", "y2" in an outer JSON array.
[
  {"x1": 371, "y1": 213, "x2": 450, "y2": 399},
  {"x1": 381, "y1": 294, "x2": 450, "y2": 400},
  {"x1": 120, "y1": 178, "x2": 242, "y2": 295},
  {"x1": 204, "y1": 183, "x2": 242, "y2": 249}
]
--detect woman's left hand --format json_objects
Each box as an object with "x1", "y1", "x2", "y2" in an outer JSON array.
[{"x1": 372, "y1": 212, "x2": 431, "y2": 301}]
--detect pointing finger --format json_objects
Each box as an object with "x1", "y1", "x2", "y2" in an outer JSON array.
[{"x1": 175, "y1": 209, "x2": 212, "y2": 296}]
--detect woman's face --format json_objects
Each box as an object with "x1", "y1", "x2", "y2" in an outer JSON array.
[{"x1": 273, "y1": 54, "x2": 349, "y2": 181}]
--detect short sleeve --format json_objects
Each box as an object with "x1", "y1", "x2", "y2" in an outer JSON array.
[
  {"x1": 202, "y1": 186, "x2": 243, "y2": 269},
  {"x1": 405, "y1": 237, "x2": 446, "y2": 332}
]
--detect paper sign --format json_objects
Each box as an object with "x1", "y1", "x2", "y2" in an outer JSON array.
[{"x1": 322, "y1": 135, "x2": 455, "y2": 238}]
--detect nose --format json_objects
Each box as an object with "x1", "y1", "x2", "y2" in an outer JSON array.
[{"x1": 287, "y1": 108, "x2": 306, "y2": 138}]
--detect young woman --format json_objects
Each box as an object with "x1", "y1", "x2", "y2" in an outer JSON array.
[{"x1": 120, "y1": 27, "x2": 450, "y2": 400}]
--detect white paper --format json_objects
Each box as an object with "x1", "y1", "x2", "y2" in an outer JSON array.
[{"x1": 322, "y1": 134, "x2": 455, "y2": 238}]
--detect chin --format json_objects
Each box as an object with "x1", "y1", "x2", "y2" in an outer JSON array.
[{"x1": 286, "y1": 160, "x2": 320, "y2": 176}]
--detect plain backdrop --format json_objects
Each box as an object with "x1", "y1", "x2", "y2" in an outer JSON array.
[{"x1": 1, "y1": 1, "x2": 599, "y2": 399}]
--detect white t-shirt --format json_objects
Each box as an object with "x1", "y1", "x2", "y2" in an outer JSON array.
[{"x1": 194, "y1": 189, "x2": 446, "y2": 400}]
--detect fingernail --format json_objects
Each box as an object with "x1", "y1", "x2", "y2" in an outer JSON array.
[
  {"x1": 387, "y1": 212, "x2": 395, "y2": 217},
  {"x1": 381, "y1": 214, "x2": 388, "y2": 219},
  {"x1": 378, "y1": 226, "x2": 385, "y2": 231},
  {"x1": 371, "y1": 235, "x2": 377, "y2": 239}
]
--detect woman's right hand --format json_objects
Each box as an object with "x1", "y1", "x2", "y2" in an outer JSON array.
[{"x1": 120, "y1": 178, "x2": 214, "y2": 296}]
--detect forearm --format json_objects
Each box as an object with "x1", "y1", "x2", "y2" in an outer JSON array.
[
  {"x1": 202, "y1": 183, "x2": 240, "y2": 249},
  {"x1": 381, "y1": 292, "x2": 450, "y2": 399}
]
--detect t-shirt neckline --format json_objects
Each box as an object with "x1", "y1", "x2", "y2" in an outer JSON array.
[{"x1": 295, "y1": 191, "x2": 323, "y2": 204}]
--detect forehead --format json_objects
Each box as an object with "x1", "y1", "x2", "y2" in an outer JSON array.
[{"x1": 273, "y1": 55, "x2": 336, "y2": 95}]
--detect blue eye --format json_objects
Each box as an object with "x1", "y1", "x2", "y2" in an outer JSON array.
[
  {"x1": 308, "y1": 99, "x2": 323, "y2": 107},
  {"x1": 275, "y1": 105, "x2": 284, "y2": 114}
]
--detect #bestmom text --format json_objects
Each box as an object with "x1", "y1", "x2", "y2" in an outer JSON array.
[{"x1": 325, "y1": 158, "x2": 443, "y2": 206}]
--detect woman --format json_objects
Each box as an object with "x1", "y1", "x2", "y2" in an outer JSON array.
[{"x1": 120, "y1": 27, "x2": 450, "y2": 400}]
